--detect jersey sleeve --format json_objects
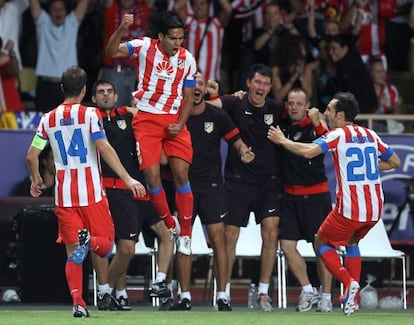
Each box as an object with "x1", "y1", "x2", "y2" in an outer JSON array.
[{"x1": 89, "y1": 107, "x2": 107, "y2": 142}]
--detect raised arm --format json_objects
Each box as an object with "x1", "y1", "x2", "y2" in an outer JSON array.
[
  {"x1": 106, "y1": 14, "x2": 132, "y2": 57},
  {"x1": 267, "y1": 125, "x2": 323, "y2": 159},
  {"x1": 173, "y1": 0, "x2": 187, "y2": 23},
  {"x1": 74, "y1": 0, "x2": 90, "y2": 22},
  {"x1": 217, "y1": 0, "x2": 233, "y2": 27},
  {"x1": 29, "y1": 0, "x2": 42, "y2": 21}
]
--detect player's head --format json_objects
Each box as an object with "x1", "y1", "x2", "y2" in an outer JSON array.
[
  {"x1": 193, "y1": 72, "x2": 206, "y2": 106},
  {"x1": 148, "y1": 11, "x2": 186, "y2": 56},
  {"x1": 61, "y1": 66, "x2": 87, "y2": 98},
  {"x1": 325, "y1": 92, "x2": 359, "y2": 128},
  {"x1": 333, "y1": 92, "x2": 359, "y2": 122},
  {"x1": 286, "y1": 88, "x2": 309, "y2": 123},
  {"x1": 92, "y1": 80, "x2": 118, "y2": 112},
  {"x1": 246, "y1": 64, "x2": 272, "y2": 107}
]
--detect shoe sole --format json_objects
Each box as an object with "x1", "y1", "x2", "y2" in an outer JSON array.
[{"x1": 343, "y1": 281, "x2": 360, "y2": 316}]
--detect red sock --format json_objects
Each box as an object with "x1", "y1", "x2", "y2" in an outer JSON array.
[
  {"x1": 89, "y1": 236, "x2": 113, "y2": 257},
  {"x1": 65, "y1": 258, "x2": 86, "y2": 306},
  {"x1": 319, "y1": 247, "x2": 351, "y2": 285},
  {"x1": 175, "y1": 190, "x2": 193, "y2": 237},
  {"x1": 345, "y1": 247, "x2": 362, "y2": 282},
  {"x1": 149, "y1": 187, "x2": 175, "y2": 229}
]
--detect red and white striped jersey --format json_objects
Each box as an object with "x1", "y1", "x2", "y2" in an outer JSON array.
[
  {"x1": 36, "y1": 103, "x2": 107, "y2": 207},
  {"x1": 378, "y1": 83, "x2": 399, "y2": 114},
  {"x1": 126, "y1": 37, "x2": 197, "y2": 114},
  {"x1": 184, "y1": 16, "x2": 224, "y2": 81},
  {"x1": 315, "y1": 124, "x2": 393, "y2": 222}
]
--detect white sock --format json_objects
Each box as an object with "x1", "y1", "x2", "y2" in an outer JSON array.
[
  {"x1": 258, "y1": 282, "x2": 269, "y2": 295},
  {"x1": 156, "y1": 272, "x2": 166, "y2": 283},
  {"x1": 225, "y1": 282, "x2": 231, "y2": 298},
  {"x1": 116, "y1": 289, "x2": 127, "y2": 299},
  {"x1": 321, "y1": 293, "x2": 331, "y2": 301},
  {"x1": 302, "y1": 284, "x2": 313, "y2": 293},
  {"x1": 217, "y1": 291, "x2": 226, "y2": 300},
  {"x1": 98, "y1": 284, "x2": 112, "y2": 295},
  {"x1": 180, "y1": 291, "x2": 191, "y2": 301}
]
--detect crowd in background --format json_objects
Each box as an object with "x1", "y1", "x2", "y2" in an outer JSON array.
[{"x1": 1, "y1": 0, "x2": 414, "y2": 132}]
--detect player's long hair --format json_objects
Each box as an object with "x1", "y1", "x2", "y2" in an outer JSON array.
[{"x1": 147, "y1": 10, "x2": 186, "y2": 39}]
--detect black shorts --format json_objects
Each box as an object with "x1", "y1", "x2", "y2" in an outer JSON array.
[
  {"x1": 192, "y1": 183, "x2": 227, "y2": 225},
  {"x1": 106, "y1": 189, "x2": 161, "y2": 241},
  {"x1": 279, "y1": 191, "x2": 332, "y2": 242},
  {"x1": 224, "y1": 179, "x2": 282, "y2": 227}
]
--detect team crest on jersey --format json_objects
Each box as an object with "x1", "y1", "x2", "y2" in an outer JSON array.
[
  {"x1": 117, "y1": 119, "x2": 127, "y2": 130},
  {"x1": 264, "y1": 114, "x2": 273, "y2": 125},
  {"x1": 204, "y1": 122, "x2": 214, "y2": 134},
  {"x1": 177, "y1": 59, "x2": 185, "y2": 69}
]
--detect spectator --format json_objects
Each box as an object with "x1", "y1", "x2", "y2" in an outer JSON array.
[
  {"x1": 386, "y1": 0, "x2": 412, "y2": 71},
  {"x1": 252, "y1": 1, "x2": 289, "y2": 67},
  {"x1": 268, "y1": 91, "x2": 401, "y2": 316},
  {"x1": 340, "y1": 0, "x2": 389, "y2": 67},
  {"x1": 270, "y1": 33, "x2": 319, "y2": 101},
  {"x1": 29, "y1": 0, "x2": 90, "y2": 112},
  {"x1": 174, "y1": 0, "x2": 232, "y2": 83},
  {"x1": 327, "y1": 33, "x2": 377, "y2": 114},
  {"x1": 0, "y1": 37, "x2": 24, "y2": 124},
  {"x1": 101, "y1": 0, "x2": 152, "y2": 107},
  {"x1": 77, "y1": 0, "x2": 104, "y2": 104},
  {"x1": 368, "y1": 56, "x2": 404, "y2": 133},
  {"x1": 0, "y1": 0, "x2": 29, "y2": 70}
]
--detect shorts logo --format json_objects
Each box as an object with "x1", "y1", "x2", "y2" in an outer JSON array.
[
  {"x1": 268, "y1": 208, "x2": 276, "y2": 213},
  {"x1": 264, "y1": 114, "x2": 274, "y2": 125},
  {"x1": 204, "y1": 122, "x2": 214, "y2": 134},
  {"x1": 117, "y1": 119, "x2": 127, "y2": 130},
  {"x1": 129, "y1": 233, "x2": 137, "y2": 238}
]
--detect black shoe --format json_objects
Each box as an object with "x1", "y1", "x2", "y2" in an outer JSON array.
[
  {"x1": 73, "y1": 229, "x2": 90, "y2": 264},
  {"x1": 171, "y1": 298, "x2": 191, "y2": 311},
  {"x1": 150, "y1": 281, "x2": 171, "y2": 298},
  {"x1": 116, "y1": 296, "x2": 131, "y2": 311},
  {"x1": 159, "y1": 297, "x2": 174, "y2": 311},
  {"x1": 78, "y1": 229, "x2": 90, "y2": 246},
  {"x1": 73, "y1": 304, "x2": 90, "y2": 317},
  {"x1": 97, "y1": 292, "x2": 119, "y2": 311},
  {"x1": 217, "y1": 298, "x2": 232, "y2": 311}
]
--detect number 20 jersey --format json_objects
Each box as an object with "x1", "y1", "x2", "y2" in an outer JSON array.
[
  {"x1": 36, "y1": 103, "x2": 107, "y2": 207},
  {"x1": 314, "y1": 124, "x2": 395, "y2": 222}
]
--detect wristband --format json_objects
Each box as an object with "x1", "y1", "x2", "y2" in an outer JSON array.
[
  {"x1": 314, "y1": 123, "x2": 327, "y2": 136},
  {"x1": 209, "y1": 94, "x2": 220, "y2": 100}
]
